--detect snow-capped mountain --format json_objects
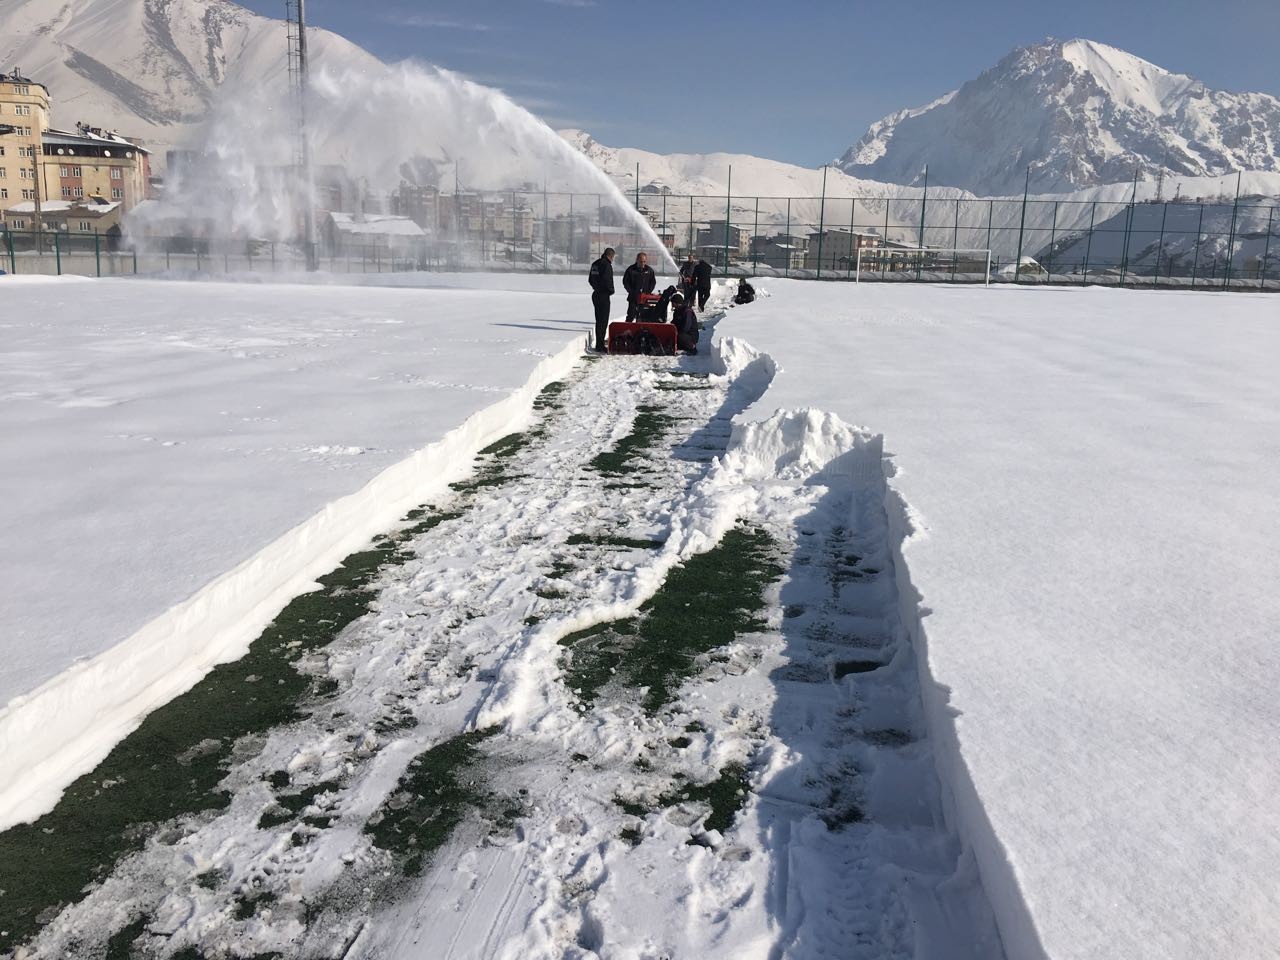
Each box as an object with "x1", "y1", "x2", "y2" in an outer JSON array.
[
  {"x1": 837, "y1": 38, "x2": 1280, "y2": 195},
  {"x1": 558, "y1": 128, "x2": 952, "y2": 203},
  {"x1": 0, "y1": 0, "x2": 380, "y2": 151}
]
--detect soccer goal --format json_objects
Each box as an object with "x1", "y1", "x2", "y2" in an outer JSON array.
[{"x1": 855, "y1": 246, "x2": 992, "y2": 285}]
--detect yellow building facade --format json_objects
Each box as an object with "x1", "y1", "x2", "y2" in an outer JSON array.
[
  {"x1": 1, "y1": 67, "x2": 150, "y2": 229},
  {"x1": 0, "y1": 70, "x2": 51, "y2": 213}
]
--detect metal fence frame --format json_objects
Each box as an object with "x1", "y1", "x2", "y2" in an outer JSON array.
[{"x1": 2, "y1": 188, "x2": 1276, "y2": 291}]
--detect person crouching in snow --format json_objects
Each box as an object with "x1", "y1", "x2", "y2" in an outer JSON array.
[
  {"x1": 622, "y1": 252, "x2": 657, "y2": 321},
  {"x1": 733, "y1": 277, "x2": 756, "y2": 305},
  {"x1": 669, "y1": 293, "x2": 699, "y2": 355}
]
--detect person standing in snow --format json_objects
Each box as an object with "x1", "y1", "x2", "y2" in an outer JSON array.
[
  {"x1": 588, "y1": 247, "x2": 616, "y2": 352},
  {"x1": 694, "y1": 258, "x2": 714, "y2": 311},
  {"x1": 622, "y1": 252, "x2": 657, "y2": 321},
  {"x1": 678, "y1": 253, "x2": 698, "y2": 306}
]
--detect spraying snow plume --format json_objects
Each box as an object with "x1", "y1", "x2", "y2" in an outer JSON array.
[{"x1": 141, "y1": 61, "x2": 675, "y2": 269}]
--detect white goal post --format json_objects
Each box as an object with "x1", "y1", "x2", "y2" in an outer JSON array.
[{"x1": 855, "y1": 246, "x2": 992, "y2": 285}]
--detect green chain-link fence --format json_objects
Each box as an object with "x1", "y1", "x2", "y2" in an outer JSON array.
[{"x1": 3, "y1": 189, "x2": 1276, "y2": 290}]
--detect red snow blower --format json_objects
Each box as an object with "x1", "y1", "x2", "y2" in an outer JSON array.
[{"x1": 606, "y1": 290, "x2": 677, "y2": 355}]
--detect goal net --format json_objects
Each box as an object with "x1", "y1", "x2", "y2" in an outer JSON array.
[{"x1": 855, "y1": 247, "x2": 992, "y2": 285}]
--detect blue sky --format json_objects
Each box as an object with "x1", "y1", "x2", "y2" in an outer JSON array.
[{"x1": 237, "y1": 0, "x2": 1280, "y2": 166}]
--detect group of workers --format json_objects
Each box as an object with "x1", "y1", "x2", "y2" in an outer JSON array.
[{"x1": 587, "y1": 249, "x2": 755, "y2": 354}]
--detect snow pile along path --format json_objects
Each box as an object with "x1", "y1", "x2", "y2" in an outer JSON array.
[
  {"x1": 0, "y1": 275, "x2": 593, "y2": 829},
  {"x1": 723, "y1": 279, "x2": 1280, "y2": 960}
]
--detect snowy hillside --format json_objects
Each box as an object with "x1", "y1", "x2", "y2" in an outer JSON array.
[
  {"x1": 837, "y1": 38, "x2": 1280, "y2": 194},
  {"x1": 0, "y1": 0, "x2": 381, "y2": 150}
]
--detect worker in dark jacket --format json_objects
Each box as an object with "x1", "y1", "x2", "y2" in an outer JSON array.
[
  {"x1": 694, "y1": 258, "x2": 714, "y2": 311},
  {"x1": 733, "y1": 278, "x2": 756, "y2": 305},
  {"x1": 669, "y1": 293, "x2": 699, "y2": 354},
  {"x1": 588, "y1": 247, "x2": 616, "y2": 351},
  {"x1": 678, "y1": 253, "x2": 698, "y2": 305},
  {"x1": 622, "y1": 252, "x2": 657, "y2": 321}
]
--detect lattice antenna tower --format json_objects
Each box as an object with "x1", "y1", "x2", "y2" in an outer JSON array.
[{"x1": 285, "y1": 0, "x2": 317, "y2": 269}]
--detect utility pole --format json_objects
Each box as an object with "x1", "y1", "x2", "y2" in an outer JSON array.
[
  {"x1": 286, "y1": 0, "x2": 317, "y2": 270},
  {"x1": 31, "y1": 149, "x2": 43, "y2": 257}
]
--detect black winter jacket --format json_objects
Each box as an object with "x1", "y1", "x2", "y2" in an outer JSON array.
[
  {"x1": 622, "y1": 263, "x2": 657, "y2": 298},
  {"x1": 693, "y1": 259, "x2": 713, "y2": 290},
  {"x1": 589, "y1": 256, "x2": 614, "y2": 295}
]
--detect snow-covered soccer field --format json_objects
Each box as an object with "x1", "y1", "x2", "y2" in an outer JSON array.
[{"x1": 1, "y1": 273, "x2": 1277, "y2": 960}]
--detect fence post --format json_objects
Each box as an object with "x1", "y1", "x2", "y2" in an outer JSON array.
[
  {"x1": 132, "y1": 245, "x2": 137, "y2": 275},
  {"x1": 985, "y1": 198, "x2": 994, "y2": 262},
  {"x1": 1083, "y1": 201, "x2": 1096, "y2": 284},
  {"x1": 1119, "y1": 168, "x2": 1139, "y2": 286},
  {"x1": 93, "y1": 230, "x2": 101, "y2": 277},
  {"x1": 54, "y1": 230, "x2": 62, "y2": 276},
  {"x1": 1261, "y1": 206, "x2": 1274, "y2": 291},
  {"x1": 784, "y1": 198, "x2": 791, "y2": 278},
  {"x1": 723, "y1": 164, "x2": 732, "y2": 275},
  {"x1": 1191, "y1": 203, "x2": 1204, "y2": 289},
  {"x1": 1014, "y1": 166, "x2": 1031, "y2": 284},
  {"x1": 849, "y1": 198, "x2": 857, "y2": 280},
  {"x1": 5, "y1": 228, "x2": 14, "y2": 274},
  {"x1": 1047, "y1": 201, "x2": 1058, "y2": 281},
  {"x1": 753, "y1": 197, "x2": 760, "y2": 276},
  {"x1": 543, "y1": 186, "x2": 549, "y2": 270},
  {"x1": 951, "y1": 196, "x2": 960, "y2": 280},
  {"x1": 815, "y1": 166, "x2": 828, "y2": 279},
  {"x1": 916, "y1": 164, "x2": 928, "y2": 280},
  {"x1": 1154, "y1": 202, "x2": 1169, "y2": 288},
  {"x1": 883, "y1": 201, "x2": 890, "y2": 277},
  {"x1": 1224, "y1": 170, "x2": 1242, "y2": 289}
]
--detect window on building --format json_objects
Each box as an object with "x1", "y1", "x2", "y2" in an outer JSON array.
[
  {"x1": 0, "y1": 168, "x2": 6, "y2": 178},
  {"x1": 19, "y1": 168, "x2": 30, "y2": 179},
  {"x1": 79, "y1": 221, "x2": 92, "y2": 232},
  {"x1": 11, "y1": 219, "x2": 25, "y2": 229},
  {"x1": 72, "y1": 166, "x2": 82, "y2": 177},
  {"x1": 21, "y1": 189, "x2": 34, "y2": 200},
  {"x1": 15, "y1": 105, "x2": 31, "y2": 116},
  {"x1": 0, "y1": 146, "x2": 5, "y2": 156},
  {"x1": 110, "y1": 167, "x2": 123, "y2": 180},
  {"x1": 59, "y1": 165, "x2": 68, "y2": 177},
  {"x1": 73, "y1": 186, "x2": 84, "y2": 198},
  {"x1": 62, "y1": 187, "x2": 72, "y2": 198},
  {"x1": 0, "y1": 188, "x2": 7, "y2": 199},
  {"x1": 19, "y1": 146, "x2": 33, "y2": 158},
  {"x1": 15, "y1": 84, "x2": 31, "y2": 95},
  {"x1": 111, "y1": 188, "x2": 123, "y2": 200}
]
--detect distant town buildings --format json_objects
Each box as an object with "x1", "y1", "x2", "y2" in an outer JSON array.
[{"x1": 0, "y1": 67, "x2": 151, "y2": 238}]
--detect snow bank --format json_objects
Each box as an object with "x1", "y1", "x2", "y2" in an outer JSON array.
[
  {"x1": 723, "y1": 280, "x2": 1280, "y2": 959},
  {"x1": 0, "y1": 276, "x2": 593, "y2": 828}
]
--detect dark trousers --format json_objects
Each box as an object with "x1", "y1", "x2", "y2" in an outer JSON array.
[
  {"x1": 697, "y1": 287, "x2": 711, "y2": 311},
  {"x1": 625, "y1": 295, "x2": 639, "y2": 321},
  {"x1": 592, "y1": 292, "x2": 611, "y2": 349}
]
